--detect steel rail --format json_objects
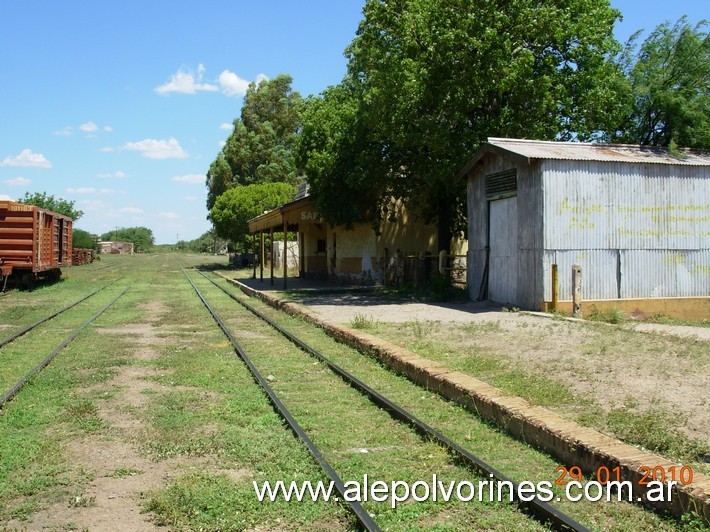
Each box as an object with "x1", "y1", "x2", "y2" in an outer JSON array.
[
  {"x1": 0, "y1": 277, "x2": 123, "y2": 349},
  {"x1": 199, "y1": 270, "x2": 589, "y2": 532},
  {"x1": 0, "y1": 286, "x2": 130, "y2": 409},
  {"x1": 180, "y1": 265, "x2": 379, "y2": 532}
]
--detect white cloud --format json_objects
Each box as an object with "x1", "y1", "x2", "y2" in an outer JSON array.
[
  {"x1": 67, "y1": 187, "x2": 116, "y2": 196},
  {"x1": 158, "y1": 211, "x2": 179, "y2": 219},
  {"x1": 155, "y1": 64, "x2": 218, "y2": 95},
  {"x1": 171, "y1": 174, "x2": 203, "y2": 184},
  {"x1": 117, "y1": 207, "x2": 143, "y2": 214},
  {"x1": 220, "y1": 122, "x2": 233, "y2": 130},
  {"x1": 219, "y1": 140, "x2": 226, "y2": 148},
  {"x1": 54, "y1": 126, "x2": 73, "y2": 137},
  {"x1": 0, "y1": 194, "x2": 13, "y2": 200},
  {"x1": 1, "y1": 149, "x2": 52, "y2": 168},
  {"x1": 184, "y1": 195, "x2": 200, "y2": 201},
  {"x1": 218, "y1": 70, "x2": 250, "y2": 97},
  {"x1": 122, "y1": 138, "x2": 188, "y2": 159},
  {"x1": 57, "y1": 123, "x2": 110, "y2": 136},
  {"x1": 97, "y1": 171, "x2": 127, "y2": 179},
  {"x1": 3, "y1": 177, "x2": 31, "y2": 186},
  {"x1": 75, "y1": 199, "x2": 106, "y2": 211}
]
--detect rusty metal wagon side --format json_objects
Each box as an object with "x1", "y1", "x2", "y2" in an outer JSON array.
[{"x1": 0, "y1": 200, "x2": 73, "y2": 290}]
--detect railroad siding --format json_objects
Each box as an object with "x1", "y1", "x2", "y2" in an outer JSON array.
[{"x1": 230, "y1": 274, "x2": 710, "y2": 526}]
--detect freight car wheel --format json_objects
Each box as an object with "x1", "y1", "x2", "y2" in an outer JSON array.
[
  {"x1": 47, "y1": 268, "x2": 62, "y2": 282},
  {"x1": 21, "y1": 272, "x2": 35, "y2": 290}
]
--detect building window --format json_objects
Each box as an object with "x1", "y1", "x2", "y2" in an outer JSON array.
[{"x1": 316, "y1": 239, "x2": 326, "y2": 253}]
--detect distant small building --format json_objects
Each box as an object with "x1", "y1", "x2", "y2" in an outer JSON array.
[
  {"x1": 459, "y1": 138, "x2": 710, "y2": 319},
  {"x1": 98, "y1": 241, "x2": 134, "y2": 255}
]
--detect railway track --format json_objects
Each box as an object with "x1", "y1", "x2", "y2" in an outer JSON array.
[
  {"x1": 0, "y1": 278, "x2": 122, "y2": 348},
  {"x1": 0, "y1": 285, "x2": 130, "y2": 408},
  {"x1": 181, "y1": 264, "x2": 588, "y2": 531}
]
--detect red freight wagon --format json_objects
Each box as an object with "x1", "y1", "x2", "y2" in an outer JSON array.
[{"x1": 0, "y1": 200, "x2": 73, "y2": 290}]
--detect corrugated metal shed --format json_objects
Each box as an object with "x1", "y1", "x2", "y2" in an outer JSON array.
[
  {"x1": 485, "y1": 138, "x2": 710, "y2": 166},
  {"x1": 462, "y1": 138, "x2": 710, "y2": 312}
]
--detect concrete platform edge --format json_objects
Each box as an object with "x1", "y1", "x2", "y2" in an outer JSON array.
[{"x1": 224, "y1": 274, "x2": 709, "y2": 525}]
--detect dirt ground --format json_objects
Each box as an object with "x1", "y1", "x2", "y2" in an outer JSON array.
[
  {"x1": 287, "y1": 293, "x2": 710, "y2": 448},
  {"x1": 293, "y1": 294, "x2": 710, "y2": 339}
]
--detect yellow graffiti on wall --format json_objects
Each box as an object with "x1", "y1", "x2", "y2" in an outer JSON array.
[
  {"x1": 558, "y1": 198, "x2": 710, "y2": 236},
  {"x1": 664, "y1": 253, "x2": 687, "y2": 265},
  {"x1": 558, "y1": 199, "x2": 605, "y2": 215}
]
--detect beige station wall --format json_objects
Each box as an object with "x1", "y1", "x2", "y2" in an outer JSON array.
[
  {"x1": 327, "y1": 223, "x2": 376, "y2": 277},
  {"x1": 321, "y1": 201, "x2": 467, "y2": 281},
  {"x1": 300, "y1": 223, "x2": 328, "y2": 275}
]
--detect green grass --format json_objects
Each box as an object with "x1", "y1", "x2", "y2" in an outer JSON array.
[
  {"x1": 587, "y1": 306, "x2": 628, "y2": 324},
  {"x1": 368, "y1": 318, "x2": 709, "y2": 478},
  {"x1": 175, "y1": 272, "x2": 551, "y2": 530},
  {"x1": 0, "y1": 254, "x2": 703, "y2": 530},
  {"x1": 202, "y1": 275, "x2": 695, "y2": 530},
  {"x1": 606, "y1": 407, "x2": 707, "y2": 463},
  {"x1": 349, "y1": 312, "x2": 377, "y2": 329}
]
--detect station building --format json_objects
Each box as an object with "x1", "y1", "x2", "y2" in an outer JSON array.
[
  {"x1": 247, "y1": 185, "x2": 467, "y2": 287},
  {"x1": 459, "y1": 138, "x2": 710, "y2": 320}
]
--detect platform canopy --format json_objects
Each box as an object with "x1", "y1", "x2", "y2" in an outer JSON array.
[{"x1": 247, "y1": 195, "x2": 321, "y2": 233}]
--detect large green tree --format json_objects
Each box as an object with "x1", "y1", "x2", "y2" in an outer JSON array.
[
  {"x1": 209, "y1": 182, "x2": 295, "y2": 250},
  {"x1": 18, "y1": 192, "x2": 84, "y2": 220},
  {"x1": 613, "y1": 17, "x2": 709, "y2": 148},
  {"x1": 301, "y1": 0, "x2": 626, "y2": 248},
  {"x1": 206, "y1": 74, "x2": 303, "y2": 211},
  {"x1": 206, "y1": 153, "x2": 232, "y2": 212},
  {"x1": 100, "y1": 227, "x2": 154, "y2": 252},
  {"x1": 176, "y1": 229, "x2": 228, "y2": 254},
  {"x1": 297, "y1": 83, "x2": 386, "y2": 228},
  {"x1": 72, "y1": 228, "x2": 98, "y2": 249}
]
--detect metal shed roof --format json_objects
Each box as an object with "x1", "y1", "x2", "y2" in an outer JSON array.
[{"x1": 459, "y1": 138, "x2": 710, "y2": 178}]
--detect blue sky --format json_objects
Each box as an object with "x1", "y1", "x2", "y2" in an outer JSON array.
[{"x1": 0, "y1": 1, "x2": 706, "y2": 244}]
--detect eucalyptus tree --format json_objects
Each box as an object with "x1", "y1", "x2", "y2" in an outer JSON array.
[
  {"x1": 613, "y1": 17, "x2": 709, "y2": 149},
  {"x1": 206, "y1": 74, "x2": 303, "y2": 211}
]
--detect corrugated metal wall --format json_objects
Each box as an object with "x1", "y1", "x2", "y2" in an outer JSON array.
[{"x1": 542, "y1": 160, "x2": 709, "y2": 300}]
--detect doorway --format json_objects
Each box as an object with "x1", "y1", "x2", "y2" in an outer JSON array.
[{"x1": 487, "y1": 197, "x2": 518, "y2": 305}]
